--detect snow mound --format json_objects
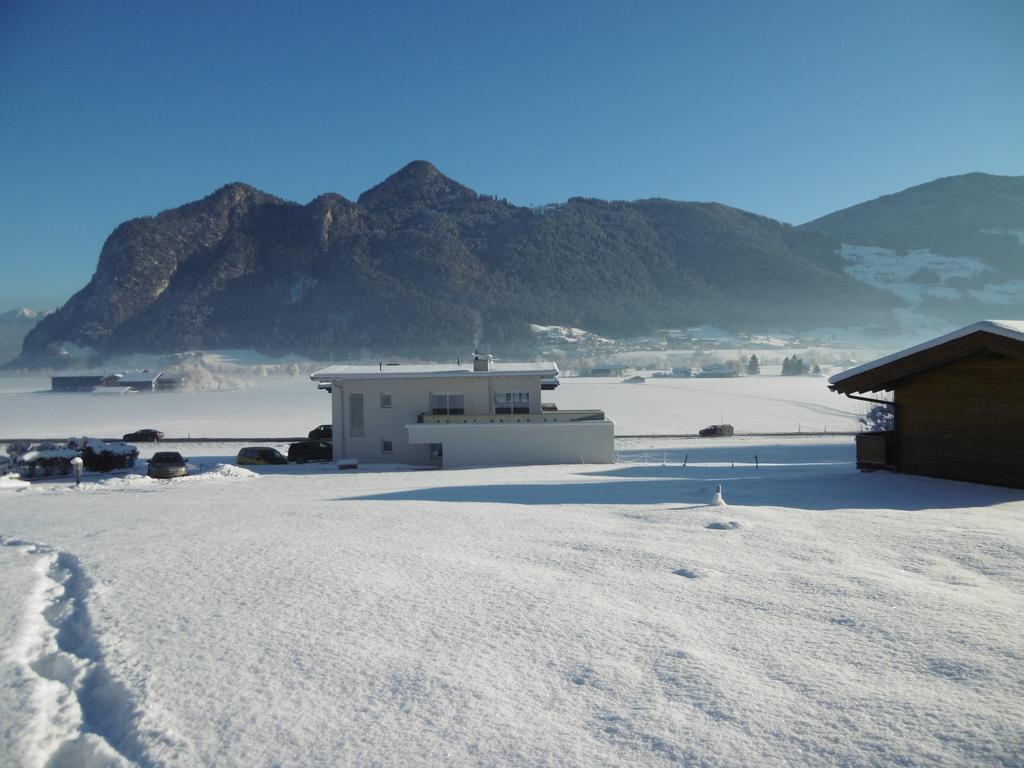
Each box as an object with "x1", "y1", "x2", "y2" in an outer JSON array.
[
  {"x1": 90, "y1": 474, "x2": 156, "y2": 490},
  {"x1": 185, "y1": 464, "x2": 258, "y2": 481},
  {"x1": 705, "y1": 520, "x2": 743, "y2": 530},
  {"x1": 0, "y1": 473, "x2": 31, "y2": 491}
]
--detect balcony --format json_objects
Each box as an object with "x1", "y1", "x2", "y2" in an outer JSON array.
[
  {"x1": 417, "y1": 409, "x2": 607, "y2": 425},
  {"x1": 854, "y1": 431, "x2": 895, "y2": 471}
]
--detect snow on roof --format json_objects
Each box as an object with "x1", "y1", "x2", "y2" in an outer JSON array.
[
  {"x1": 829, "y1": 320, "x2": 1024, "y2": 387},
  {"x1": 311, "y1": 361, "x2": 559, "y2": 381},
  {"x1": 119, "y1": 371, "x2": 163, "y2": 384}
]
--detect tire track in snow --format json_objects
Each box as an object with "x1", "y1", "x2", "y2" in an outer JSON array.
[{"x1": 1, "y1": 537, "x2": 151, "y2": 768}]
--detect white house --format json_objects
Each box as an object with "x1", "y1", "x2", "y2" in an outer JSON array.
[{"x1": 309, "y1": 354, "x2": 615, "y2": 468}]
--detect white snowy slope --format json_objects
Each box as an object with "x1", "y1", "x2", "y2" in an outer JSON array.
[
  {"x1": 840, "y1": 244, "x2": 988, "y2": 302},
  {"x1": 0, "y1": 374, "x2": 862, "y2": 438},
  {"x1": 1, "y1": 437, "x2": 1023, "y2": 767}
]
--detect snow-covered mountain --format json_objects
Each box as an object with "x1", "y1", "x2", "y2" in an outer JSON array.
[
  {"x1": 0, "y1": 308, "x2": 47, "y2": 366},
  {"x1": 800, "y1": 173, "x2": 1024, "y2": 330},
  {"x1": 12, "y1": 161, "x2": 897, "y2": 367}
]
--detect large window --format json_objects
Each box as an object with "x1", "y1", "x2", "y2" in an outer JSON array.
[
  {"x1": 430, "y1": 394, "x2": 465, "y2": 415},
  {"x1": 494, "y1": 392, "x2": 530, "y2": 414},
  {"x1": 349, "y1": 393, "x2": 364, "y2": 437}
]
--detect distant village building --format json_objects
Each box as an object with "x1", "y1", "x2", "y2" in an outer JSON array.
[
  {"x1": 585, "y1": 364, "x2": 629, "y2": 377},
  {"x1": 118, "y1": 370, "x2": 164, "y2": 392},
  {"x1": 51, "y1": 373, "x2": 122, "y2": 392},
  {"x1": 50, "y1": 370, "x2": 184, "y2": 393},
  {"x1": 696, "y1": 363, "x2": 738, "y2": 378},
  {"x1": 829, "y1": 320, "x2": 1024, "y2": 489},
  {"x1": 310, "y1": 354, "x2": 614, "y2": 468}
]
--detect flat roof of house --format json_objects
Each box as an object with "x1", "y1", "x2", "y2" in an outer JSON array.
[
  {"x1": 311, "y1": 361, "x2": 559, "y2": 381},
  {"x1": 829, "y1": 320, "x2": 1024, "y2": 393}
]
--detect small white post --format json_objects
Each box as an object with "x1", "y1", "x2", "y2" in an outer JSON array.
[{"x1": 711, "y1": 483, "x2": 725, "y2": 506}]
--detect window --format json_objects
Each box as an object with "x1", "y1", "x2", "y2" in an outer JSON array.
[
  {"x1": 381, "y1": 439, "x2": 393, "y2": 455},
  {"x1": 430, "y1": 393, "x2": 465, "y2": 415},
  {"x1": 380, "y1": 392, "x2": 392, "y2": 408},
  {"x1": 494, "y1": 392, "x2": 530, "y2": 414},
  {"x1": 349, "y1": 393, "x2": 364, "y2": 437}
]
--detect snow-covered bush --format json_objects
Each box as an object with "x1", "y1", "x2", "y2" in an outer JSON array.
[
  {"x1": 72, "y1": 437, "x2": 139, "y2": 472},
  {"x1": 859, "y1": 404, "x2": 894, "y2": 432},
  {"x1": 15, "y1": 442, "x2": 78, "y2": 477}
]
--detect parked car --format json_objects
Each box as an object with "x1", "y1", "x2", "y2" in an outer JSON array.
[
  {"x1": 288, "y1": 440, "x2": 333, "y2": 463},
  {"x1": 147, "y1": 451, "x2": 188, "y2": 478},
  {"x1": 237, "y1": 447, "x2": 289, "y2": 465},
  {"x1": 698, "y1": 424, "x2": 735, "y2": 437},
  {"x1": 123, "y1": 428, "x2": 164, "y2": 442},
  {"x1": 308, "y1": 424, "x2": 332, "y2": 440}
]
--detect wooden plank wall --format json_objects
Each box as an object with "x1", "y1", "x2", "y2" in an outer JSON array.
[{"x1": 895, "y1": 353, "x2": 1024, "y2": 489}]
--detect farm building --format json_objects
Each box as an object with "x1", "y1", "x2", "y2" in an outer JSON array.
[
  {"x1": 310, "y1": 353, "x2": 614, "y2": 468},
  {"x1": 51, "y1": 373, "x2": 124, "y2": 391},
  {"x1": 829, "y1": 320, "x2": 1024, "y2": 489},
  {"x1": 586, "y1": 364, "x2": 630, "y2": 377}
]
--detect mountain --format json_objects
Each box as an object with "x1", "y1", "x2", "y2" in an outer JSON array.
[
  {"x1": 0, "y1": 308, "x2": 47, "y2": 366},
  {"x1": 15, "y1": 161, "x2": 899, "y2": 365},
  {"x1": 799, "y1": 173, "x2": 1024, "y2": 325}
]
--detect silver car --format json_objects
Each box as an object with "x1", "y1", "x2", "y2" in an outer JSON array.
[{"x1": 147, "y1": 451, "x2": 188, "y2": 479}]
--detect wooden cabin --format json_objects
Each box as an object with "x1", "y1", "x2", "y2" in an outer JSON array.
[{"x1": 829, "y1": 320, "x2": 1024, "y2": 489}]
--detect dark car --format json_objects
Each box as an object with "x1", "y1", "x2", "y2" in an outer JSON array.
[
  {"x1": 308, "y1": 424, "x2": 332, "y2": 440},
  {"x1": 123, "y1": 428, "x2": 164, "y2": 442},
  {"x1": 237, "y1": 447, "x2": 289, "y2": 465},
  {"x1": 147, "y1": 451, "x2": 187, "y2": 478},
  {"x1": 698, "y1": 424, "x2": 735, "y2": 437},
  {"x1": 288, "y1": 440, "x2": 333, "y2": 463}
]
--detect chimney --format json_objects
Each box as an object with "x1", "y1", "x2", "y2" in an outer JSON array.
[{"x1": 473, "y1": 352, "x2": 492, "y2": 372}]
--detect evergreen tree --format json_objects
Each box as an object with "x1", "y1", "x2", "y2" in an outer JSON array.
[
  {"x1": 747, "y1": 354, "x2": 760, "y2": 375},
  {"x1": 782, "y1": 355, "x2": 809, "y2": 376}
]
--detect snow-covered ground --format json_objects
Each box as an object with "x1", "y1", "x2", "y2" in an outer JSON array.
[
  {"x1": 0, "y1": 373, "x2": 862, "y2": 438},
  {"x1": 2, "y1": 435, "x2": 1023, "y2": 767}
]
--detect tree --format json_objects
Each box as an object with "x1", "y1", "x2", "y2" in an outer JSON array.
[
  {"x1": 860, "y1": 403, "x2": 894, "y2": 432},
  {"x1": 782, "y1": 355, "x2": 809, "y2": 376},
  {"x1": 747, "y1": 354, "x2": 760, "y2": 375}
]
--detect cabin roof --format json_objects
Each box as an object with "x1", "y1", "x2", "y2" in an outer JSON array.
[{"x1": 829, "y1": 320, "x2": 1024, "y2": 394}]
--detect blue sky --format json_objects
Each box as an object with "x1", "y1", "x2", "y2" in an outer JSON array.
[{"x1": 1, "y1": 0, "x2": 1021, "y2": 309}]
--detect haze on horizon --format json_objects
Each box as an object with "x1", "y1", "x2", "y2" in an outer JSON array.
[{"x1": 1, "y1": 0, "x2": 1021, "y2": 310}]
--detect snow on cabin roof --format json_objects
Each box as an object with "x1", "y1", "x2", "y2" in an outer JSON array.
[
  {"x1": 829, "y1": 320, "x2": 1024, "y2": 388},
  {"x1": 311, "y1": 361, "x2": 559, "y2": 381}
]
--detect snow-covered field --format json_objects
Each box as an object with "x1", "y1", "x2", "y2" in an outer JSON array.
[
  {"x1": 2, "y1": 435, "x2": 1023, "y2": 767},
  {"x1": 0, "y1": 373, "x2": 863, "y2": 438}
]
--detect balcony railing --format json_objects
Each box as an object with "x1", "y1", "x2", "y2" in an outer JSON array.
[{"x1": 416, "y1": 409, "x2": 606, "y2": 425}]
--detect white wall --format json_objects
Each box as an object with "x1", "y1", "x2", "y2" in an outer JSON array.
[
  {"x1": 328, "y1": 374, "x2": 547, "y2": 465},
  {"x1": 407, "y1": 420, "x2": 615, "y2": 468}
]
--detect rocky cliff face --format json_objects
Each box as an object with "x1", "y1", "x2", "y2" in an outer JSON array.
[{"x1": 18, "y1": 161, "x2": 898, "y2": 365}]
